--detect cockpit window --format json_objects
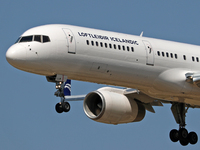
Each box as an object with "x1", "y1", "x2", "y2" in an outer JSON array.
[
  {"x1": 16, "y1": 35, "x2": 50, "y2": 43},
  {"x1": 34, "y1": 35, "x2": 41, "y2": 42},
  {"x1": 43, "y1": 35, "x2": 50, "y2": 43},
  {"x1": 19, "y1": 36, "x2": 33, "y2": 42}
]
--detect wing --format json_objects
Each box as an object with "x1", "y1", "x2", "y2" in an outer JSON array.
[{"x1": 123, "y1": 88, "x2": 163, "y2": 113}]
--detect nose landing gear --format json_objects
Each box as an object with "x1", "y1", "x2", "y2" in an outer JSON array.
[
  {"x1": 54, "y1": 79, "x2": 71, "y2": 113},
  {"x1": 170, "y1": 103, "x2": 198, "y2": 146},
  {"x1": 55, "y1": 101, "x2": 70, "y2": 113},
  {"x1": 46, "y1": 75, "x2": 71, "y2": 113}
]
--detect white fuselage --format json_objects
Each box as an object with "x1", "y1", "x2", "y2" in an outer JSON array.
[{"x1": 6, "y1": 24, "x2": 200, "y2": 106}]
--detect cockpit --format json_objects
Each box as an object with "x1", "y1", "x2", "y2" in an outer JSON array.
[{"x1": 15, "y1": 35, "x2": 50, "y2": 43}]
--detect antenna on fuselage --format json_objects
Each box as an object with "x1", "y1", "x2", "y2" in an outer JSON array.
[{"x1": 140, "y1": 31, "x2": 143, "y2": 37}]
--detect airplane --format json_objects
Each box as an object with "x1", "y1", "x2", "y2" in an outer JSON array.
[{"x1": 6, "y1": 24, "x2": 200, "y2": 146}]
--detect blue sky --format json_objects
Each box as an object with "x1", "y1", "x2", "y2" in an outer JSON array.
[{"x1": 1, "y1": 0, "x2": 200, "y2": 149}]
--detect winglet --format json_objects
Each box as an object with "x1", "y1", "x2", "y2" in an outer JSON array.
[{"x1": 63, "y1": 79, "x2": 71, "y2": 96}]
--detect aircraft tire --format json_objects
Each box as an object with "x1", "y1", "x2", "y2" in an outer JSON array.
[
  {"x1": 179, "y1": 128, "x2": 188, "y2": 141},
  {"x1": 55, "y1": 103, "x2": 63, "y2": 113},
  {"x1": 170, "y1": 129, "x2": 179, "y2": 142},
  {"x1": 179, "y1": 139, "x2": 189, "y2": 146},
  {"x1": 63, "y1": 102, "x2": 70, "y2": 112},
  {"x1": 188, "y1": 132, "x2": 198, "y2": 145}
]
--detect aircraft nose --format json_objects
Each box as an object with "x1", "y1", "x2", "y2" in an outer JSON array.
[{"x1": 6, "y1": 44, "x2": 26, "y2": 68}]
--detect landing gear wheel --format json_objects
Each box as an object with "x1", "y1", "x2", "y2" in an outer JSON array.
[
  {"x1": 179, "y1": 139, "x2": 189, "y2": 146},
  {"x1": 170, "y1": 103, "x2": 198, "y2": 145},
  {"x1": 179, "y1": 128, "x2": 188, "y2": 141},
  {"x1": 169, "y1": 128, "x2": 198, "y2": 146},
  {"x1": 188, "y1": 132, "x2": 198, "y2": 145},
  {"x1": 170, "y1": 129, "x2": 179, "y2": 142},
  {"x1": 55, "y1": 103, "x2": 63, "y2": 113},
  {"x1": 63, "y1": 102, "x2": 70, "y2": 112}
]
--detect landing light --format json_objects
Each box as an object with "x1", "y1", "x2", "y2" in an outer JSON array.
[{"x1": 56, "y1": 85, "x2": 61, "y2": 89}]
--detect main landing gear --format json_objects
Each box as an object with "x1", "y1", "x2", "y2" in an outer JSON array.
[
  {"x1": 170, "y1": 103, "x2": 198, "y2": 146},
  {"x1": 46, "y1": 75, "x2": 71, "y2": 113}
]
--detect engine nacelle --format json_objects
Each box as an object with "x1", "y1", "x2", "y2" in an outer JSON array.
[{"x1": 83, "y1": 88, "x2": 146, "y2": 125}]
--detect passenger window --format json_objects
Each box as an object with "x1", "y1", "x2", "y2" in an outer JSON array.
[
  {"x1": 192, "y1": 56, "x2": 195, "y2": 61},
  {"x1": 118, "y1": 45, "x2": 121, "y2": 50},
  {"x1": 105, "y1": 43, "x2": 107, "y2": 48},
  {"x1": 162, "y1": 52, "x2": 165, "y2": 57},
  {"x1": 197, "y1": 57, "x2": 199, "y2": 62},
  {"x1": 114, "y1": 44, "x2": 116, "y2": 49},
  {"x1": 96, "y1": 41, "x2": 98, "y2": 46},
  {"x1": 109, "y1": 43, "x2": 112, "y2": 48},
  {"x1": 166, "y1": 52, "x2": 169, "y2": 57},
  {"x1": 127, "y1": 46, "x2": 129, "y2": 51},
  {"x1": 100, "y1": 42, "x2": 103, "y2": 47},
  {"x1": 34, "y1": 35, "x2": 41, "y2": 42},
  {"x1": 170, "y1": 53, "x2": 173, "y2": 58},
  {"x1": 42, "y1": 35, "x2": 50, "y2": 43},
  {"x1": 131, "y1": 47, "x2": 134, "y2": 52},
  {"x1": 183, "y1": 55, "x2": 186, "y2": 60},
  {"x1": 122, "y1": 46, "x2": 125, "y2": 51},
  {"x1": 175, "y1": 54, "x2": 178, "y2": 59},
  {"x1": 91, "y1": 41, "x2": 94, "y2": 46},
  {"x1": 157, "y1": 51, "x2": 160, "y2": 56},
  {"x1": 19, "y1": 36, "x2": 33, "y2": 42},
  {"x1": 86, "y1": 40, "x2": 89, "y2": 45}
]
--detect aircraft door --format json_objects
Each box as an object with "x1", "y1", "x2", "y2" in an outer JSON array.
[
  {"x1": 62, "y1": 28, "x2": 76, "y2": 54},
  {"x1": 143, "y1": 40, "x2": 154, "y2": 66}
]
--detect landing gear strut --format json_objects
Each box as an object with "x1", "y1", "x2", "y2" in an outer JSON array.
[
  {"x1": 170, "y1": 103, "x2": 198, "y2": 146},
  {"x1": 46, "y1": 75, "x2": 71, "y2": 113},
  {"x1": 54, "y1": 80, "x2": 71, "y2": 113}
]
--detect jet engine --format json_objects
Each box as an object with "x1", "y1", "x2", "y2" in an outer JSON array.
[{"x1": 83, "y1": 87, "x2": 146, "y2": 125}]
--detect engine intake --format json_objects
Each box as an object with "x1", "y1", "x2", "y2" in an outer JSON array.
[{"x1": 83, "y1": 88, "x2": 146, "y2": 125}]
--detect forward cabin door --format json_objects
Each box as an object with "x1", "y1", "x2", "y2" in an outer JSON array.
[
  {"x1": 143, "y1": 40, "x2": 154, "y2": 66},
  {"x1": 62, "y1": 28, "x2": 76, "y2": 54}
]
